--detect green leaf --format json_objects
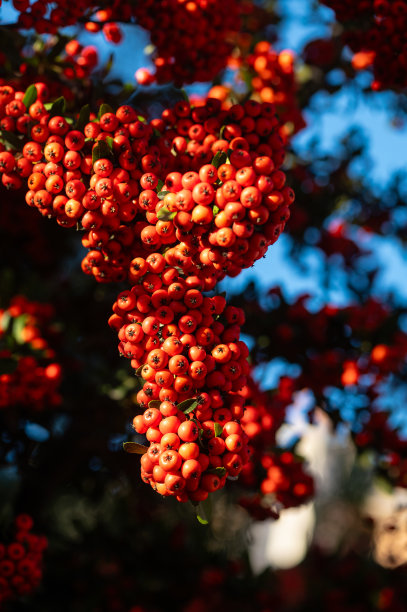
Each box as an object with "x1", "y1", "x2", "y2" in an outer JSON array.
[
  {"x1": 208, "y1": 466, "x2": 226, "y2": 476},
  {"x1": 75, "y1": 104, "x2": 91, "y2": 131},
  {"x1": 157, "y1": 206, "x2": 176, "y2": 221},
  {"x1": 12, "y1": 314, "x2": 28, "y2": 344},
  {"x1": 22, "y1": 84, "x2": 37, "y2": 109},
  {"x1": 148, "y1": 400, "x2": 161, "y2": 409},
  {"x1": 137, "y1": 115, "x2": 147, "y2": 123},
  {"x1": 106, "y1": 136, "x2": 114, "y2": 150},
  {"x1": 156, "y1": 179, "x2": 164, "y2": 192},
  {"x1": 212, "y1": 205, "x2": 220, "y2": 215},
  {"x1": 48, "y1": 97, "x2": 66, "y2": 118},
  {"x1": 178, "y1": 398, "x2": 198, "y2": 414},
  {"x1": 0, "y1": 130, "x2": 22, "y2": 150},
  {"x1": 211, "y1": 150, "x2": 227, "y2": 169},
  {"x1": 0, "y1": 311, "x2": 11, "y2": 333},
  {"x1": 214, "y1": 423, "x2": 223, "y2": 437},
  {"x1": 92, "y1": 140, "x2": 113, "y2": 165},
  {"x1": 123, "y1": 441, "x2": 148, "y2": 455},
  {"x1": 157, "y1": 190, "x2": 170, "y2": 200},
  {"x1": 47, "y1": 35, "x2": 68, "y2": 60},
  {"x1": 0, "y1": 357, "x2": 18, "y2": 375},
  {"x1": 136, "y1": 364, "x2": 146, "y2": 378},
  {"x1": 196, "y1": 496, "x2": 212, "y2": 525},
  {"x1": 98, "y1": 103, "x2": 114, "y2": 120},
  {"x1": 180, "y1": 88, "x2": 189, "y2": 102}
]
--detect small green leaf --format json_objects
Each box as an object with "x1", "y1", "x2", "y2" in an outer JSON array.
[
  {"x1": 0, "y1": 130, "x2": 22, "y2": 150},
  {"x1": 196, "y1": 513, "x2": 209, "y2": 525},
  {"x1": 137, "y1": 115, "x2": 147, "y2": 123},
  {"x1": 0, "y1": 311, "x2": 11, "y2": 333},
  {"x1": 156, "y1": 179, "x2": 164, "y2": 192},
  {"x1": 22, "y1": 84, "x2": 37, "y2": 109},
  {"x1": 136, "y1": 364, "x2": 146, "y2": 378},
  {"x1": 157, "y1": 206, "x2": 176, "y2": 221},
  {"x1": 178, "y1": 398, "x2": 198, "y2": 414},
  {"x1": 123, "y1": 441, "x2": 148, "y2": 455},
  {"x1": 157, "y1": 190, "x2": 170, "y2": 200},
  {"x1": 75, "y1": 104, "x2": 91, "y2": 131},
  {"x1": 48, "y1": 97, "x2": 66, "y2": 118},
  {"x1": 180, "y1": 88, "x2": 189, "y2": 102},
  {"x1": 208, "y1": 466, "x2": 226, "y2": 476},
  {"x1": 12, "y1": 314, "x2": 28, "y2": 344},
  {"x1": 196, "y1": 496, "x2": 212, "y2": 525},
  {"x1": 0, "y1": 357, "x2": 18, "y2": 375},
  {"x1": 211, "y1": 150, "x2": 227, "y2": 169},
  {"x1": 92, "y1": 140, "x2": 114, "y2": 165},
  {"x1": 212, "y1": 205, "x2": 220, "y2": 215},
  {"x1": 98, "y1": 103, "x2": 114, "y2": 120},
  {"x1": 148, "y1": 400, "x2": 161, "y2": 409},
  {"x1": 214, "y1": 423, "x2": 223, "y2": 437}
]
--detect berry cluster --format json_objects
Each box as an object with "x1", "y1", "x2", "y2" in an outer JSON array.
[
  {"x1": 246, "y1": 41, "x2": 306, "y2": 138},
  {"x1": 133, "y1": 0, "x2": 240, "y2": 86},
  {"x1": 0, "y1": 514, "x2": 47, "y2": 606},
  {"x1": 11, "y1": 0, "x2": 241, "y2": 86},
  {"x1": 0, "y1": 83, "x2": 298, "y2": 508},
  {"x1": 12, "y1": 92, "x2": 292, "y2": 286},
  {"x1": 0, "y1": 295, "x2": 62, "y2": 411},
  {"x1": 237, "y1": 377, "x2": 314, "y2": 518},
  {"x1": 110, "y1": 265, "x2": 252, "y2": 502},
  {"x1": 322, "y1": 0, "x2": 407, "y2": 90}
]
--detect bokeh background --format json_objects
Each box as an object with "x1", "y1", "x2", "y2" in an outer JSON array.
[{"x1": 2, "y1": 0, "x2": 407, "y2": 610}]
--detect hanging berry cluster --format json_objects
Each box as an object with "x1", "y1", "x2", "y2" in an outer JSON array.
[
  {"x1": 0, "y1": 514, "x2": 47, "y2": 606},
  {"x1": 321, "y1": 0, "x2": 407, "y2": 91},
  {"x1": 0, "y1": 295, "x2": 62, "y2": 411},
  {"x1": 0, "y1": 82, "x2": 302, "y2": 509},
  {"x1": 110, "y1": 267, "x2": 253, "y2": 502}
]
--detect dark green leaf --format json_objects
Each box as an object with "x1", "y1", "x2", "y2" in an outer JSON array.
[
  {"x1": 0, "y1": 357, "x2": 18, "y2": 375},
  {"x1": 106, "y1": 136, "x2": 114, "y2": 150},
  {"x1": 101, "y1": 53, "x2": 114, "y2": 78},
  {"x1": 47, "y1": 35, "x2": 68, "y2": 60},
  {"x1": 123, "y1": 441, "x2": 148, "y2": 455},
  {"x1": 157, "y1": 206, "x2": 176, "y2": 221},
  {"x1": 212, "y1": 150, "x2": 227, "y2": 169},
  {"x1": 98, "y1": 103, "x2": 114, "y2": 120},
  {"x1": 180, "y1": 88, "x2": 189, "y2": 102},
  {"x1": 75, "y1": 104, "x2": 91, "y2": 131},
  {"x1": 214, "y1": 423, "x2": 223, "y2": 437},
  {"x1": 22, "y1": 84, "x2": 37, "y2": 109},
  {"x1": 196, "y1": 496, "x2": 212, "y2": 525},
  {"x1": 0, "y1": 130, "x2": 22, "y2": 150},
  {"x1": 156, "y1": 179, "x2": 164, "y2": 192},
  {"x1": 92, "y1": 140, "x2": 114, "y2": 165},
  {"x1": 178, "y1": 398, "x2": 199, "y2": 414},
  {"x1": 48, "y1": 97, "x2": 66, "y2": 118},
  {"x1": 148, "y1": 400, "x2": 161, "y2": 409},
  {"x1": 136, "y1": 364, "x2": 146, "y2": 378},
  {"x1": 208, "y1": 466, "x2": 226, "y2": 476}
]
